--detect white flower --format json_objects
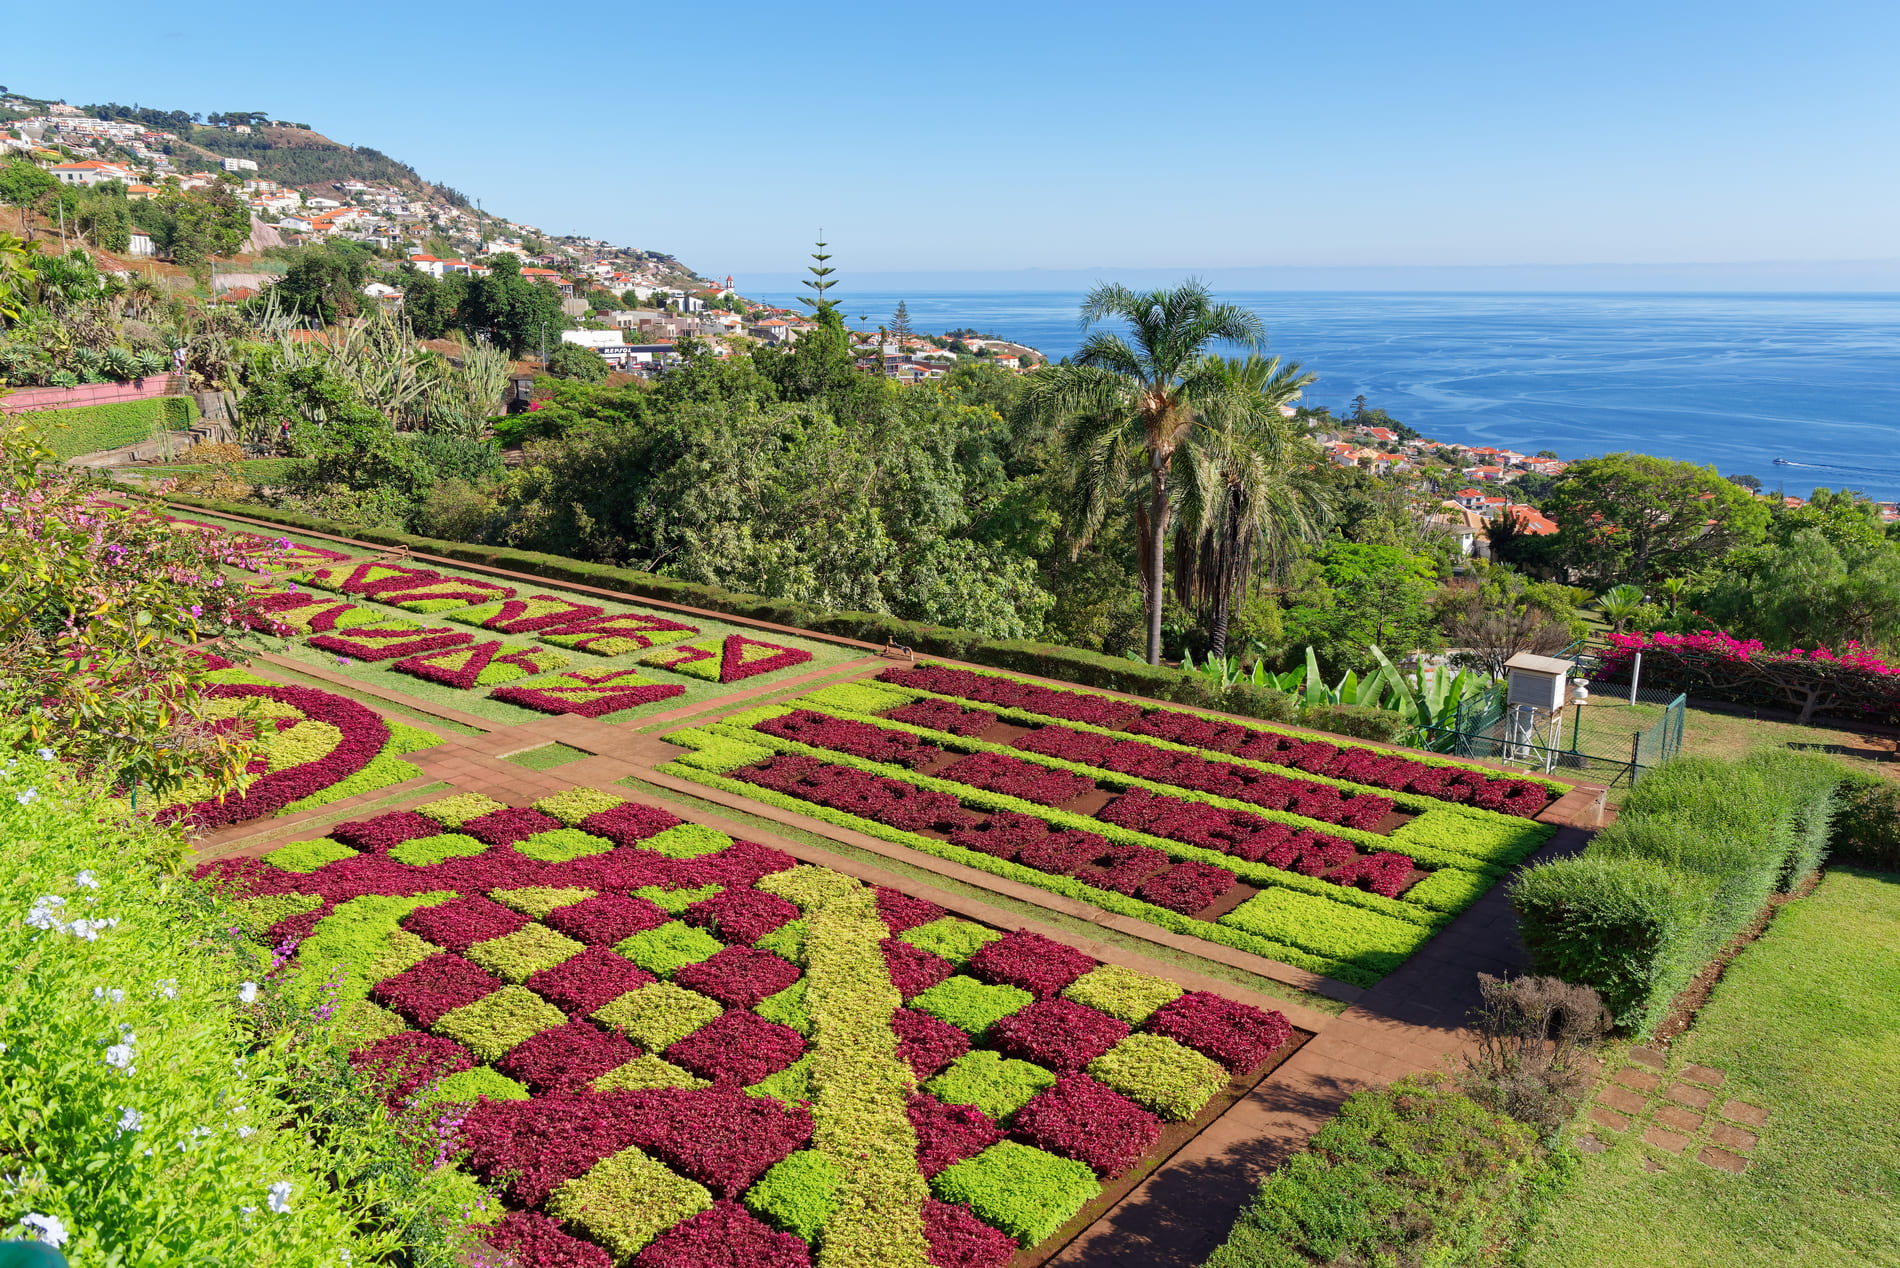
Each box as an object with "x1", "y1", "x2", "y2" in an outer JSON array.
[
  {"x1": 237, "y1": 1126, "x2": 255, "y2": 1138},
  {"x1": 238, "y1": 981, "x2": 259, "y2": 1004},
  {"x1": 116, "y1": 1106, "x2": 142, "y2": 1135},
  {"x1": 20, "y1": 1213, "x2": 68, "y2": 1247},
  {"x1": 94, "y1": 986, "x2": 125, "y2": 1005},
  {"x1": 36, "y1": 748, "x2": 54, "y2": 761},
  {"x1": 26, "y1": 895, "x2": 66, "y2": 930},
  {"x1": 156, "y1": 978, "x2": 178, "y2": 999},
  {"x1": 17, "y1": 788, "x2": 38, "y2": 805},
  {"x1": 103, "y1": 1043, "x2": 136, "y2": 1072},
  {"x1": 74, "y1": 869, "x2": 98, "y2": 888},
  {"x1": 266, "y1": 1181, "x2": 292, "y2": 1214}
]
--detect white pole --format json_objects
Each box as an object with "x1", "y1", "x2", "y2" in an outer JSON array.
[{"x1": 1629, "y1": 652, "x2": 1642, "y2": 707}]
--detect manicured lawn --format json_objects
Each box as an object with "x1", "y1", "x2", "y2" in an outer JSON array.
[
  {"x1": 507, "y1": 742, "x2": 592, "y2": 770},
  {"x1": 1524, "y1": 867, "x2": 1900, "y2": 1267}
]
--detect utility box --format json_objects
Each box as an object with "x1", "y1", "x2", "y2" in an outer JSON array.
[{"x1": 1504, "y1": 652, "x2": 1574, "y2": 715}]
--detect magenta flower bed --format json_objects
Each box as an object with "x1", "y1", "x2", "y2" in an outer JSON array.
[
  {"x1": 908, "y1": 1093, "x2": 1005, "y2": 1177},
  {"x1": 672, "y1": 946, "x2": 801, "y2": 1008},
  {"x1": 158, "y1": 685, "x2": 391, "y2": 830},
  {"x1": 933, "y1": 751, "x2": 1097, "y2": 807},
  {"x1": 497, "y1": 1018, "x2": 641, "y2": 1093},
  {"x1": 402, "y1": 894, "x2": 531, "y2": 952},
  {"x1": 878, "y1": 664, "x2": 1143, "y2": 729},
  {"x1": 330, "y1": 810, "x2": 441, "y2": 853},
  {"x1": 883, "y1": 938, "x2": 956, "y2": 1001},
  {"x1": 720, "y1": 635, "x2": 815, "y2": 683},
  {"x1": 944, "y1": 813, "x2": 1106, "y2": 866},
  {"x1": 461, "y1": 807, "x2": 564, "y2": 847},
  {"x1": 875, "y1": 886, "x2": 946, "y2": 934},
  {"x1": 1123, "y1": 707, "x2": 1256, "y2": 752},
  {"x1": 683, "y1": 886, "x2": 801, "y2": 945},
  {"x1": 489, "y1": 1209, "x2": 613, "y2": 1268},
  {"x1": 525, "y1": 944, "x2": 656, "y2": 1015},
  {"x1": 966, "y1": 931, "x2": 1095, "y2": 999},
  {"x1": 308, "y1": 626, "x2": 474, "y2": 661},
  {"x1": 348, "y1": 1030, "x2": 474, "y2": 1105},
  {"x1": 1135, "y1": 861, "x2": 1239, "y2": 914},
  {"x1": 372, "y1": 952, "x2": 502, "y2": 1027},
  {"x1": 632, "y1": 1201, "x2": 812, "y2": 1268},
  {"x1": 893, "y1": 1007, "x2": 971, "y2": 1080},
  {"x1": 1012, "y1": 1075, "x2": 1163, "y2": 1177},
  {"x1": 579, "y1": 801, "x2": 684, "y2": 846},
  {"x1": 543, "y1": 892, "x2": 672, "y2": 946},
  {"x1": 491, "y1": 670, "x2": 686, "y2": 718},
  {"x1": 474, "y1": 595, "x2": 607, "y2": 633},
  {"x1": 884, "y1": 697, "x2": 999, "y2": 736},
  {"x1": 732, "y1": 755, "x2": 977, "y2": 834},
  {"x1": 1069, "y1": 842, "x2": 1172, "y2": 896},
  {"x1": 665, "y1": 1010, "x2": 807, "y2": 1086},
  {"x1": 1098, "y1": 788, "x2": 1417, "y2": 897},
  {"x1": 990, "y1": 999, "x2": 1129, "y2": 1073},
  {"x1": 922, "y1": 1197, "x2": 1018, "y2": 1268},
  {"x1": 634, "y1": 1085, "x2": 814, "y2": 1197},
  {"x1": 1145, "y1": 991, "x2": 1292, "y2": 1073},
  {"x1": 756, "y1": 709, "x2": 943, "y2": 768}
]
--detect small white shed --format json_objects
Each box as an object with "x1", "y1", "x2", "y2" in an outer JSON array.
[{"x1": 1504, "y1": 652, "x2": 1575, "y2": 715}]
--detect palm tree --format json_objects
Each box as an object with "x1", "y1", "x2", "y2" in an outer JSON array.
[
  {"x1": 1173, "y1": 354, "x2": 1332, "y2": 658},
  {"x1": 1597, "y1": 583, "x2": 1646, "y2": 634},
  {"x1": 1024, "y1": 281, "x2": 1264, "y2": 663}
]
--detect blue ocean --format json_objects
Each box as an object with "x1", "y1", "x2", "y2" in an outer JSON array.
[{"x1": 754, "y1": 290, "x2": 1900, "y2": 502}]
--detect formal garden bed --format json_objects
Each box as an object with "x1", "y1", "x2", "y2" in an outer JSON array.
[
  {"x1": 656, "y1": 668, "x2": 1558, "y2": 988},
  {"x1": 196, "y1": 787, "x2": 1307, "y2": 1267}
]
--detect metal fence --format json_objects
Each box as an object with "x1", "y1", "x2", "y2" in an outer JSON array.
[{"x1": 1422, "y1": 679, "x2": 1686, "y2": 788}]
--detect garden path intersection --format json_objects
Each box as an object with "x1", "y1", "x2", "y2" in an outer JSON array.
[{"x1": 170, "y1": 505, "x2": 1614, "y2": 1268}]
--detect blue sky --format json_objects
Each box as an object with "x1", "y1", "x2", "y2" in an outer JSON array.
[{"x1": 8, "y1": 0, "x2": 1897, "y2": 279}]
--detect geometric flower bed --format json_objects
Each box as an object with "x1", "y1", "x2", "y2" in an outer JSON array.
[
  {"x1": 152, "y1": 675, "x2": 440, "y2": 829},
  {"x1": 543, "y1": 613, "x2": 702, "y2": 657},
  {"x1": 395, "y1": 641, "x2": 571, "y2": 689},
  {"x1": 197, "y1": 788, "x2": 1298, "y2": 1267},
  {"x1": 308, "y1": 623, "x2": 475, "y2": 662},
  {"x1": 491, "y1": 669, "x2": 686, "y2": 718},
  {"x1": 448, "y1": 595, "x2": 607, "y2": 635},
  {"x1": 379, "y1": 575, "x2": 519, "y2": 614},
  {"x1": 877, "y1": 663, "x2": 1559, "y2": 817},
  {"x1": 643, "y1": 635, "x2": 814, "y2": 684},
  {"x1": 657, "y1": 681, "x2": 1558, "y2": 987}
]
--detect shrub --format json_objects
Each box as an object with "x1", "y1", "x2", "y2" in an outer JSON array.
[
  {"x1": 929, "y1": 1141, "x2": 1100, "y2": 1247},
  {"x1": 24, "y1": 394, "x2": 200, "y2": 460},
  {"x1": 1085, "y1": 1034, "x2": 1228, "y2": 1122},
  {"x1": 1298, "y1": 703, "x2": 1409, "y2": 743},
  {"x1": 526, "y1": 944, "x2": 655, "y2": 1016},
  {"x1": 1203, "y1": 1076, "x2": 1566, "y2": 1268},
  {"x1": 495, "y1": 1018, "x2": 639, "y2": 1093},
  {"x1": 489, "y1": 885, "x2": 598, "y2": 919},
  {"x1": 1219, "y1": 888, "x2": 1434, "y2": 975},
  {"x1": 1830, "y1": 770, "x2": 1900, "y2": 870},
  {"x1": 1456, "y1": 974, "x2": 1608, "y2": 1134}
]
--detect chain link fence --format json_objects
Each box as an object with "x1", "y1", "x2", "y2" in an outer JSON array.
[{"x1": 1421, "y1": 663, "x2": 1686, "y2": 787}]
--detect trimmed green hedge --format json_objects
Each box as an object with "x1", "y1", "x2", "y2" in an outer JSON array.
[
  {"x1": 1204, "y1": 1075, "x2": 1568, "y2": 1268},
  {"x1": 1829, "y1": 769, "x2": 1900, "y2": 871},
  {"x1": 1511, "y1": 750, "x2": 1843, "y2": 1034},
  {"x1": 28, "y1": 395, "x2": 198, "y2": 460}
]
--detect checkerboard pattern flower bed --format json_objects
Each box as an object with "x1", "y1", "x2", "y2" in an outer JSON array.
[{"x1": 201, "y1": 789, "x2": 1297, "y2": 1265}]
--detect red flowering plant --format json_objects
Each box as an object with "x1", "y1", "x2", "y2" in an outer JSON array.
[
  {"x1": 0, "y1": 423, "x2": 292, "y2": 797},
  {"x1": 879, "y1": 663, "x2": 1143, "y2": 728},
  {"x1": 756, "y1": 709, "x2": 944, "y2": 768}
]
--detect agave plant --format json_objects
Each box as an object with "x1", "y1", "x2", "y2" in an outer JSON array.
[
  {"x1": 102, "y1": 346, "x2": 139, "y2": 381},
  {"x1": 134, "y1": 349, "x2": 167, "y2": 379}
]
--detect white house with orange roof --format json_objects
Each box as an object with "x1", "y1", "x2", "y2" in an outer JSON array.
[{"x1": 51, "y1": 159, "x2": 134, "y2": 186}]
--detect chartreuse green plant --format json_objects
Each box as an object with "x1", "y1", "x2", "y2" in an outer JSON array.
[
  {"x1": 899, "y1": 916, "x2": 1004, "y2": 965},
  {"x1": 909, "y1": 976, "x2": 1033, "y2": 1038},
  {"x1": 1087, "y1": 1034, "x2": 1228, "y2": 1121},
  {"x1": 432, "y1": 986, "x2": 566, "y2": 1062},
  {"x1": 512, "y1": 827, "x2": 613, "y2": 863},
  {"x1": 1205, "y1": 1075, "x2": 1566, "y2": 1268},
  {"x1": 931, "y1": 1141, "x2": 1100, "y2": 1247},
  {"x1": 613, "y1": 921, "x2": 724, "y2": 977},
  {"x1": 490, "y1": 886, "x2": 597, "y2": 918},
  {"x1": 748, "y1": 1053, "x2": 815, "y2": 1105},
  {"x1": 1219, "y1": 889, "x2": 1436, "y2": 977},
  {"x1": 799, "y1": 877, "x2": 932, "y2": 1265},
  {"x1": 0, "y1": 751, "x2": 484, "y2": 1265},
  {"x1": 388, "y1": 832, "x2": 486, "y2": 866},
  {"x1": 594, "y1": 982, "x2": 723, "y2": 1051},
  {"x1": 591, "y1": 1053, "x2": 710, "y2": 1093},
  {"x1": 638, "y1": 823, "x2": 733, "y2": 859},
  {"x1": 463, "y1": 924, "x2": 585, "y2": 983},
  {"x1": 532, "y1": 787, "x2": 626, "y2": 825},
  {"x1": 926, "y1": 1050, "x2": 1057, "y2": 1121},
  {"x1": 755, "y1": 980, "x2": 812, "y2": 1035},
  {"x1": 547, "y1": 1145, "x2": 712, "y2": 1261},
  {"x1": 425, "y1": 1066, "x2": 529, "y2": 1106},
  {"x1": 1061, "y1": 964, "x2": 1185, "y2": 1026},
  {"x1": 261, "y1": 835, "x2": 358, "y2": 874},
  {"x1": 415, "y1": 792, "x2": 508, "y2": 826},
  {"x1": 632, "y1": 882, "x2": 722, "y2": 915},
  {"x1": 745, "y1": 1149, "x2": 840, "y2": 1241}
]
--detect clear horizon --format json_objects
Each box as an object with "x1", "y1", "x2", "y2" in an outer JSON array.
[{"x1": 9, "y1": 0, "x2": 1896, "y2": 279}]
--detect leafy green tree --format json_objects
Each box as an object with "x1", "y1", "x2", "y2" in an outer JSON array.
[
  {"x1": 1726, "y1": 472, "x2": 1761, "y2": 491},
  {"x1": 1283, "y1": 541, "x2": 1442, "y2": 674},
  {"x1": 1172, "y1": 355, "x2": 1330, "y2": 657},
  {"x1": 1544, "y1": 452, "x2": 1770, "y2": 585},
  {"x1": 0, "y1": 158, "x2": 57, "y2": 206},
  {"x1": 396, "y1": 264, "x2": 465, "y2": 339},
  {"x1": 0, "y1": 232, "x2": 37, "y2": 324},
  {"x1": 269, "y1": 241, "x2": 374, "y2": 324},
  {"x1": 1700, "y1": 524, "x2": 1900, "y2": 653},
  {"x1": 1432, "y1": 567, "x2": 1580, "y2": 677},
  {"x1": 545, "y1": 341, "x2": 609, "y2": 383},
  {"x1": 586, "y1": 288, "x2": 622, "y2": 312},
  {"x1": 460, "y1": 253, "x2": 569, "y2": 357},
  {"x1": 159, "y1": 186, "x2": 249, "y2": 270},
  {"x1": 1022, "y1": 280, "x2": 1264, "y2": 663}
]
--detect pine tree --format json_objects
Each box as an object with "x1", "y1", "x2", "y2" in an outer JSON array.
[
  {"x1": 798, "y1": 231, "x2": 838, "y2": 317},
  {"x1": 889, "y1": 299, "x2": 914, "y2": 345}
]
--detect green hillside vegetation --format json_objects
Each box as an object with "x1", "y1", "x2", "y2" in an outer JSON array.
[{"x1": 179, "y1": 126, "x2": 441, "y2": 193}]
